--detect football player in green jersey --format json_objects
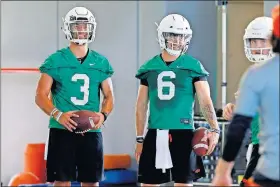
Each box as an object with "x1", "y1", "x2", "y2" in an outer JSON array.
[
  {"x1": 222, "y1": 17, "x2": 274, "y2": 187},
  {"x1": 35, "y1": 7, "x2": 114, "y2": 187},
  {"x1": 135, "y1": 14, "x2": 220, "y2": 186}
]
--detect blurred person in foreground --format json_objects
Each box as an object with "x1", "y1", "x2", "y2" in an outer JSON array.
[
  {"x1": 212, "y1": 5, "x2": 280, "y2": 187},
  {"x1": 222, "y1": 16, "x2": 275, "y2": 187}
]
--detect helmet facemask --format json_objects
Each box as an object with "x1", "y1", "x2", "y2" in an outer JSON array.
[
  {"x1": 162, "y1": 32, "x2": 192, "y2": 56},
  {"x1": 69, "y1": 21, "x2": 94, "y2": 45},
  {"x1": 244, "y1": 38, "x2": 274, "y2": 63}
]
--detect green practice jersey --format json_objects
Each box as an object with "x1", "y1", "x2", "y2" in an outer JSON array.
[
  {"x1": 136, "y1": 54, "x2": 209, "y2": 130},
  {"x1": 251, "y1": 114, "x2": 260, "y2": 145},
  {"x1": 39, "y1": 47, "x2": 114, "y2": 132}
]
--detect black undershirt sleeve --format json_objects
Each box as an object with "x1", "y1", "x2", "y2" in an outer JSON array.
[
  {"x1": 193, "y1": 76, "x2": 207, "y2": 84},
  {"x1": 140, "y1": 79, "x2": 148, "y2": 86},
  {"x1": 222, "y1": 114, "x2": 253, "y2": 162},
  {"x1": 193, "y1": 76, "x2": 207, "y2": 93}
]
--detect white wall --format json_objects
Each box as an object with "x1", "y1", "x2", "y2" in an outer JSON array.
[
  {"x1": 1, "y1": 1, "x2": 58, "y2": 68},
  {"x1": 1, "y1": 1, "x2": 165, "y2": 185}
]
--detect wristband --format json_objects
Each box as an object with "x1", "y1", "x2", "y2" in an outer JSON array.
[
  {"x1": 55, "y1": 112, "x2": 63, "y2": 122},
  {"x1": 210, "y1": 128, "x2": 221, "y2": 135},
  {"x1": 50, "y1": 108, "x2": 58, "y2": 118},
  {"x1": 136, "y1": 136, "x2": 144, "y2": 143},
  {"x1": 101, "y1": 112, "x2": 108, "y2": 121}
]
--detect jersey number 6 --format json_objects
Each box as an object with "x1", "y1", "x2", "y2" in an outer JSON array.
[
  {"x1": 71, "y1": 74, "x2": 90, "y2": 105},
  {"x1": 157, "y1": 71, "x2": 176, "y2": 100}
]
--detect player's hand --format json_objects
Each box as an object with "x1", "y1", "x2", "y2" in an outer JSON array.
[
  {"x1": 135, "y1": 143, "x2": 143, "y2": 163},
  {"x1": 206, "y1": 131, "x2": 219, "y2": 155},
  {"x1": 93, "y1": 112, "x2": 105, "y2": 130},
  {"x1": 222, "y1": 103, "x2": 235, "y2": 121},
  {"x1": 56, "y1": 111, "x2": 79, "y2": 132}
]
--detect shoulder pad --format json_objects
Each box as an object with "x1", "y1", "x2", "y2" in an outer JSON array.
[
  {"x1": 136, "y1": 55, "x2": 164, "y2": 79},
  {"x1": 88, "y1": 50, "x2": 114, "y2": 75},
  {"x1": 178, "y1": 55, "x2": 209, "y2": 77},
  {"x1": 39, "y1": 48, "x2": 74, "y2": 69}
]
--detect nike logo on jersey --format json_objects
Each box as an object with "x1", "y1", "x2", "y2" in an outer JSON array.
[
  {"x1": 89, "y1": 63, "x2": 95, "y2": 66},
  {"x1": 180, "y1": 118, "x2": 191, "y2": 124}
]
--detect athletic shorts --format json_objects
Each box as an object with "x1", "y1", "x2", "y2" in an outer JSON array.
[
  {"x1": 46, "y1": 128, "x2": 104, "y2": 183},
  {"x1": 138, "y1": 129, "x2": 206, "y2": 184}
]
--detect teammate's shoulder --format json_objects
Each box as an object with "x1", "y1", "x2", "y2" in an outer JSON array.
[
  {"x1": 49, "y1": 47, "x2": 70, "y2": 60},
  {"x1": 180, "y1": 54, "x2": 209, "y2": 76},
  {"x1": 181, "y1": 54, "x2": 203, "y2": 67},
  {"x1": 88, "y1": 50, "x2": 114, "y2": 74},
  {"x1": 39, "y1": 50, "x2": 61, "y2": 69},
  {"x1": 89, "y1": 49, "x2": 108, "y2": 61},
  {"x1": 136, "y1": 55, "x2": 162, "y2": 78},
  {"x1": 40, "y1": 47, "x2": 71, "y2": 68},
  {"x1": 181, "y1": 54, "x2": 200, "y2": 63},
  {"x1": 140, "y1": 54, "x2": 161, "y2": 68}
]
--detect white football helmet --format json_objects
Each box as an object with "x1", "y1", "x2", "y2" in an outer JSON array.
[
  {"x1": 62, "y1": 7, "x2": 97, "y2": 45},
  {"x1": 243, "y1": 16, "x2": 274, "y2": 63},
  {"x1": 156, "y1": 14, "x2": 193, "y2": 56}
]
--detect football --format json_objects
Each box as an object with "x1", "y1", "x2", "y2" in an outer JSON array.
[
  {"x1": 71, "y1": 110, "x2": 100, "y2": 133},
  {"x1": 192, "y1": 127, "x2": 209, "y2": 156}
]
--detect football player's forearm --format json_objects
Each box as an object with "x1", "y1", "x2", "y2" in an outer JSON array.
[
  {"x1": 100, "y1": 78, "x2": 114, "y2": 114},
  {"x1": 199, "y1": 98, "x2": 220, "y2": 130},
  {"x1": 35, "y1": 94, "x2": 56, "y2": 116},
  {"x1": 135, "y1": 104, "x2": 147, "y2": 136},
  {"x1": 101, "y1": 95, "x2": 114, "y2": 114}
]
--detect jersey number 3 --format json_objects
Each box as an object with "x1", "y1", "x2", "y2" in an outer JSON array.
[
  {"x1": 71, "y1": 74, "x2": 90, "y2": 105},
  {"x1": 157, "y1": 71, "x2": 176, "y2": 100}
]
